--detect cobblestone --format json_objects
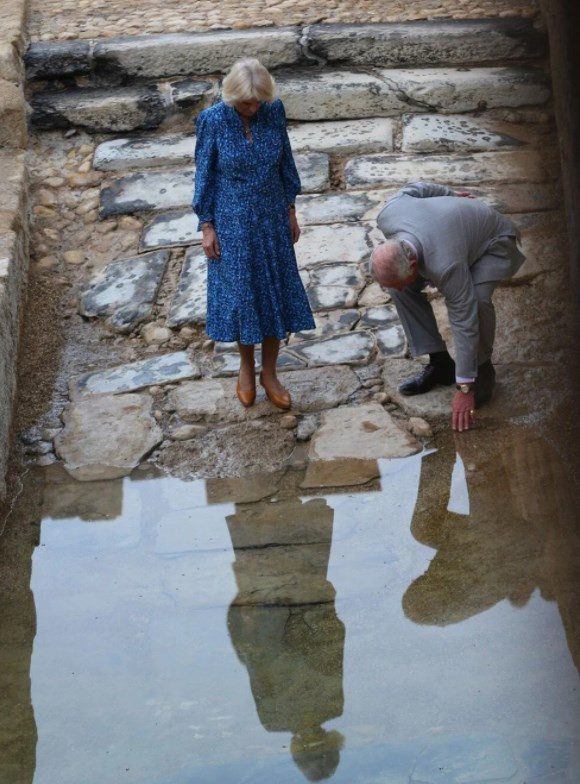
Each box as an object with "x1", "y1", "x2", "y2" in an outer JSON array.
[{"x1": 27, "y1": 0, "x2": 540, "y2": 43}]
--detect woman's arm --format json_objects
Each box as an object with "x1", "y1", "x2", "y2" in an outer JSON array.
[
  {"x1": 192, "y1": 111, "x2": 220, "y2": 258},
  {"x1": 276, "y1": 100, "x2": 301, "y2": 208}
]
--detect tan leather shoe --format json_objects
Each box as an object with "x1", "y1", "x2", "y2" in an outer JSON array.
[
  {"x1": 236, "y1": 379, "x2": 256, "y2": 407},
  {"x1": 260, "y1": 373, "x2": 291, "y2": 410}
]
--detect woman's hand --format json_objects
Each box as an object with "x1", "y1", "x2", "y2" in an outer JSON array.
[
  {"x1": 289, "y1": 209, "x2": 301, "y2": 244},
  {"x1": 202, "y1": 223, "x2": 221, "y2": 260}
]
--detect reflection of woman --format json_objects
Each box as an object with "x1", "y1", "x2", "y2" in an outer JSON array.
[{"x1": 193, "y1": 58, "x2": 315, "y2": 410}]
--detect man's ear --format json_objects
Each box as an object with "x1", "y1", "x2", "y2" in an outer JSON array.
[{"x1": 409, "y1": 256, "x2": 419, "y2": 271}]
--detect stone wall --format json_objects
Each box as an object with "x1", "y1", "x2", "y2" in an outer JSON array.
[
  {"x1": 539, "y1": 0, "x2": 580, "y2": 327},
  {"x1": 0, "y1": 0, "x2": 29, "y2": 499}
]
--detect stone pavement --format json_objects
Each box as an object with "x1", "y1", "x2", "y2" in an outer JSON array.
[
  {"x1": 27, "y1": 0, "x2": 540, "y2": 43},
  {"x1": 18, "y1": 20, "x2": 570, "y2": 485}
]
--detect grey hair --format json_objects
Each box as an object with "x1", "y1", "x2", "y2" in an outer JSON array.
[
  {"x1": 371, "y1": 239, "x2": 413, "y2": 283},
  {"x1": 222, "y1": 58, "x2": 276, "y2": 105}
]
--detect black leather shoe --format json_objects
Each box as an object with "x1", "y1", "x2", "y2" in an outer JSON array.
[
  {"x1": 399, "y1": 361, "x2": 456, "y2": 396},
  {"x1": 474, "y1": 360, "x2": 496, "y2": 407}
]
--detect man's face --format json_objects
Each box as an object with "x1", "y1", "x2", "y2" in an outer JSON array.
[{"x1": 385, "y1": 268, "x2": 419, "y2": 291}]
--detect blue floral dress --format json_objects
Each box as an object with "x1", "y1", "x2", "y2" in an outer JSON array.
[{"x1": 192, "y1": 99, "x2": 315, "y2": 345}]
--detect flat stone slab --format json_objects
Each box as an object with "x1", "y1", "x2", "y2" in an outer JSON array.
[
  {"x1": 100, "y1": 153, "x2": 329, "y2": 216},
  {"x1": 291, "y1": 330, "x2": 374, "y2": 367},
  {"x1": 307, "y1": 285, "x2": 360, "y2": 311},
  {"x1": 167, "y1": 247, "x2": 207, "y2": 326},
  {"x1": 359, "y1": 304, "x2": 400, "y2": 327},
  {"x1": 288, "y1": 117, "x2": 393, "y2": 155},
  {"x1": 374, "y1": 324, "x2": 407, "y2": 356},
  {"x1": 277, "y1": 67, "x2": 549, "y2": 121},
  {"x1": 308, "y1": 19, "x2": 545, "y2": 66},
  {"x1": 171, "y1": 366, "x2": 360, "y2": 421},
  {"x1": 93, "y1": 133, "x2": 196, "y2": 171},
  {"x1": 345, "y1": 150, "x2": 550, "y2": 189},
  {"x1": 79, "y1": 250, "x2": 169, "y2": 333},
  {"x1": 402, "y1": 113, "x2": 534, "y2": 153},
  {"x1": 306, "y1": 263, "x2": 365, "y2": 311},
  {"x1": 211, "y1": 349, "x2": 306, "y2": 376},
  {"x1": 70, "y1": 352, "x2": 200, "y2": 399},
  {"x1": 310, "y1": 263, "x2": 365, "y2": 289},
  {"x1": 55, "y1": 393, "x2": 163, "y2": 481},
  {"x1": 302, "y1": 402, "x2": 421, "y2": 487},
  {"x1": 296, "y1": 223, "x2": 373, "y2": 269},
  {"x1": 140, "y1": 210, "x2": 202, "y2": 252},
  {"x1": 293, "y1": 309, "x2": 360, "y2": 342}
]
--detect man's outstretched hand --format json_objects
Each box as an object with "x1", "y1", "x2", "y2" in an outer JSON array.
[
  {"x1": 452, "y1": 389, "x2": 476, "y2": 432},
  {"x1": 456, "y1": 191, "x2": 474, "y2": 198}
]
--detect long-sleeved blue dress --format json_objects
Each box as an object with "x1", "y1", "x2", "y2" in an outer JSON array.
[{"x1": 192, "y1": 99, "x2": 315, "y2": 345}]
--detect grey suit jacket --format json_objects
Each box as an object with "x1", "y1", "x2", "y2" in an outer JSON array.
[{"x1": 377, "y1": 182, "x2": 526, "y2": 376}]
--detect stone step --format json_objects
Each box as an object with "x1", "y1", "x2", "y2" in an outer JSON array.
[
  {"x1": 167, "y1": 248, "x2": 206, "y2": 328},
  {"x1": 30, "y1": 80, "x2": 215, "y2": 133},
  {"x1": 29, "y1": 64, "x2": 549, "y2": 133},
  {"x1": 276, "y1": 67, "x2": 549, "y2": 121},
  {"x1": 25, "y1": 19, "x2": 544, "y2": 84},
  {"x1": 100, "y1": 152, "x2": 329, "y2": 216},
  {"x1": 344, "y1": 149, "x2": 553, "y2": 189},
  {"x1": 401, "y1": 113, "x2": 540, "y2": 153},
  {"x1": 93, "y1": 117, "x2": 394, "y2": 172},
  {"x1": 139, "y1": 183, "x2": 559, "y2": 253}
]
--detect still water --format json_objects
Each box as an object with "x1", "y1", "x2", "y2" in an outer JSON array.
[{"x1": 1, "y1": 427, "x2": 579, "y2": 783}]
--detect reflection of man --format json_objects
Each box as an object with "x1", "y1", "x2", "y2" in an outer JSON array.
[
  {"x1": 372, "y1": 182, "x2": 525, "y2": 431},
  {"x1": 402, "y1": 434, "x2": 544, "y2": 626},
  {"x1": 226, "y1": 497, "x2": 345, "y2": 781}
]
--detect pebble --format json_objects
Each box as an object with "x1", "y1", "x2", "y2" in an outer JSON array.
[
  {"x1": 43, "y1": 177, "x2": 65, "y2": 188},
  {"x1": 409, "y1": 417, "x2": 433, "y2": 438},
  {"x1": 63, "y1": 250, "x2": 84, "y2": 264},
  {"x1": 36, "y1": 255, "x2": 59, "y2": 270},
  {"x1": 142, "y1": 324, "x2": 173, "y2": 345},
  {"x1": 179, "y1": 326, "x2": 196, "y2": 341},
  {"x1": 280, "y1": 414, "x2": 298, "y2": 430},
  {"x1": 296, "y1": 414, "x2": 319, "y2": 441},
  {"x1": 153, "y1": 410, "x2": 163, "y2": 421},
  {"x1": 373, "y1": 391, "x2": 389, "y2": 404},
  {"x1": 118, "y1": 216, "x2": 142, "y2": 231}
]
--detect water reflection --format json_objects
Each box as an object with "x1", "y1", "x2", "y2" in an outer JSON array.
[
  {"x1": 0, "y1": 424, "x2": 578, "y2": 783},
  {"x1": 403, "y1": 430, "x2": 580, "y2": 672},
  {"x1": 226, "y1": 498, "x2": 345, "y2": 780}
]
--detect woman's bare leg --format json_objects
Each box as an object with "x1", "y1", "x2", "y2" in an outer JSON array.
[
  {"x1": 261, "y1": 336, "x2": 289, "y2": 399},
  {"x1": 237, "y1": 342, "x2": 256, "y2": 391}
]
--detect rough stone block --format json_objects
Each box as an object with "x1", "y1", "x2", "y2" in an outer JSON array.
[
  {"x1": 55, "y1": 393, "x2": 163, "y2": 481},
  {"x1": 25, "y1": 40, "x2": 93, "y2": 80},
  {"x1": 302, "y1": 402, "x2": 421, "y2": 487},
  {"x1": 308, "y1": 19, "x2": 546, "y2": 66},
  {"x1": 79, "y1": 250, "x2": 170, "y2": 333},
  {"x1": 30, "y1": 85, "x2": 168, "y2": 133}
]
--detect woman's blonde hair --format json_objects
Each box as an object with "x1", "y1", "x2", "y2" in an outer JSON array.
[{"x1": 222, "y1": 58, "x2": 276, "y2": 105}]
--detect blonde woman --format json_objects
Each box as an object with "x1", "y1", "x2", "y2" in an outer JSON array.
[{"x1": 193, "y1": 59, "x2": 315, "y2": 409}]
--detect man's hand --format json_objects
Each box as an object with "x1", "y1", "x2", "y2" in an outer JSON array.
[
  {"x1": 289, "y1": 210, "x2": 301, "y2": 244},
  {"x1": 456, "y1": 191, "x2": 474, "y2": 198},
  {"x1": 202, "y1": 224, "x2": 221, "y2": 260},
  {"x1": 452, "y1": 389, "x2": 476, "y2": 432}
]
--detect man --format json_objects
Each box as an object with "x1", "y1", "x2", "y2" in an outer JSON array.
[{"x1": 372, "y1": 181, "x2": 525, "y2": 431}]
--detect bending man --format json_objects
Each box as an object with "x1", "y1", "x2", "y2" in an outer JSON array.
[{"x1": 372, "y1": 181, "x2": 525, "y2": 431}]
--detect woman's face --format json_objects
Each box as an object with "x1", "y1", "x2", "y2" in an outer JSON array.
[{"x1": 234, "y1": 99, "x2": 262, "y2": 119}]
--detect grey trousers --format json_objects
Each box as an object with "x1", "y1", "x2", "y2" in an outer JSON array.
[{"x1": 389, "y1": 276, "x2": 499, "y2": 367}]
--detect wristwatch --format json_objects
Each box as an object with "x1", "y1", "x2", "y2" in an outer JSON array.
[{"x1": 456, "y1": 383, "x2": 474, "y2": 394}]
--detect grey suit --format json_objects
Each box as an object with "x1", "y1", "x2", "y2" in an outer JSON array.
[{"x1": 377, "y1": 182, "x2": 525, "y2": 378}]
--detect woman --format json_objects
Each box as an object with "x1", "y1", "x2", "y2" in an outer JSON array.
[{"x1": 192, "y1": 58, "x2": 315, "y2": 409}]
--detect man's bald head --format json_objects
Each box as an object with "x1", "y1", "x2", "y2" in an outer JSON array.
[{"x1": 371, "y1": 240, "x2": 418, "y2": 291}]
